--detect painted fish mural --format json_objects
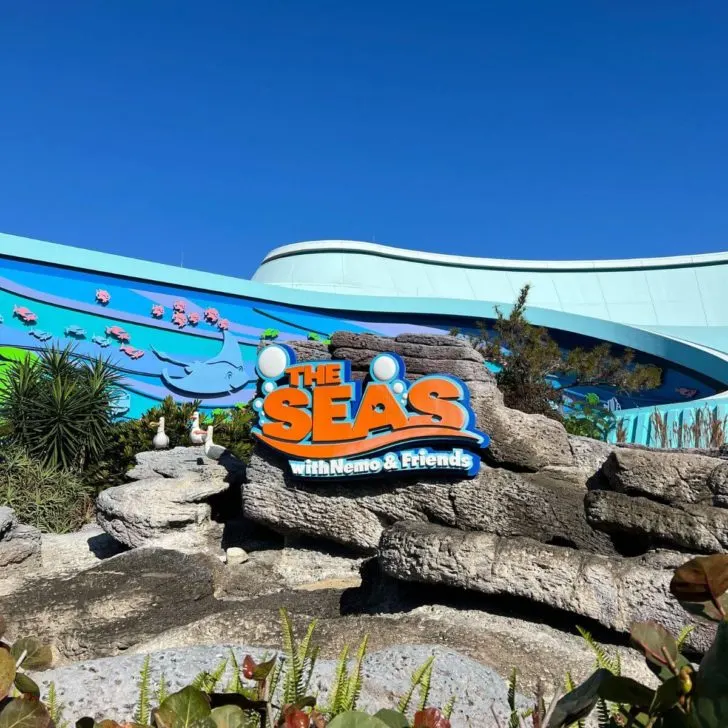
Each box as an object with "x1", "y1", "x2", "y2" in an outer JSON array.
[
  {"x1": 106, "y1": 326, "x2": 131, "y2": 342},
  {"x1": 152, "y1": 330, "x2": 253, "y2": 396},
  {"x1": 29, "y1": 329, "x2": 53, "y2": 341},
  {"x1": 92, "y1": 335, "x2": 112, "y2": 347},
  {"x1": 13, "y1": 306, "x2": 37, "y2": 324},
  {"x1": 64, "y1": 325, "x2": 87, "y2": 338},
  {"x1": 95, "y1": 289, "x2": 111, "y2": 304},
  {"x1": 120, "y1": 344, "x2": 145, "y2": 360}
]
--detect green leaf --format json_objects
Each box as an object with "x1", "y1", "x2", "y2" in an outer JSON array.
[
  {"x1": 647, "y1": 652, "x2": 691, "y2": 684},
  {"x1": 630, "y1": 623, "x2": 679, "y2": 668},
  {"x1": 0, "y1": 698, "x2": 51, "y2": 728},
  {"x1": 327, "y1": 713, "x2": 392, "y2": 728},
  {"x1": 372, "y1": 710, "x2": 410, "y2": 728},
  {"x1": 209, "y1": 706, "x2": 246, "y2": 728},
  {"x1": 251, "y1": 657, "x2": 276, "y2": 682},
  {"x1": 649, "y1": 676, "x2": 682, "y2": 715},
  {"x1": 597, "y1": 673, "x2": 655, "y2": 709},
  {"x1": 691, "y1": 620, "x2": 728, "y2": 727},
  {"x1": 154, "y1": 687, "x2": 212, "y2": 728},
  {"x1": 0, "y1": 648, "x2": 17, "y2": 699},
  {"x1": 10, "y1": 638, "x2": 52, "y2": 670},
  {"x1": 13, "y1": 674, "x2": 40, "y2": 699}
]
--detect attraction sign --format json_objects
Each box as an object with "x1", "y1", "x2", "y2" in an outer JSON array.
[{"x1": 250, "y1": 344, "x2": 488, "y2": 479}]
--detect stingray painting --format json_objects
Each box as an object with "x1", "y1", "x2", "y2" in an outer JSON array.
[{"x1": 151, "y1": 330, "x2": 254, "y2": 396}]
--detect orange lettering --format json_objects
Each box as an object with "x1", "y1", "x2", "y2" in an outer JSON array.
[
  {"x1": 352, "y1": 383, "x2": 408, "y2": 439},
  {"x1": 261, "y1": 386, "x2": 312, "y2": 442},
  {"x1": 407, "y1": 377, "x2": 467, "y2": 429},
  {"x1": 311, "y1": 384, "x2": 356, "y2": 442}
]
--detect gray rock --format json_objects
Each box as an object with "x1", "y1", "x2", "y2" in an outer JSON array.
[
  {"x1": 379, "y1": 521, "x2": 715, "y2": 653},
  {"x1": 0, "y1": 509, "x2": 41, "y2": 575},
  {"x1": 0, "y1": 548, "x2": 228, "y2": 661},
  {"x1": 708, "y1": 462, "x2": 728, "y2": 507},
  {"x1": 542, "y1": 436, "x2": 614, "y2": 484},
  {"x1": 97, "y1": 473, "x2": 228, "y2": 549},
  {"x1": 585, "y1": 490, "x2": 728, "y2": 553},
  {"x1": 225, "y1": 546, "x2": 248, "y2": 565},
  {"x1": 127, "y1": 446, "x2": 242, "y2": 482},
  {"x1": 601, "y1": 448, "x2": 720, "y2": 505},
  {"x1": 261, "y1": 339, "x2": 331, "y2": 362},
  {"x1": 244, "y1": 449, "x2": 611, "y2": 553},
  {"x1": 33, "y1": 644, "x2": 522, "y2": 728}
]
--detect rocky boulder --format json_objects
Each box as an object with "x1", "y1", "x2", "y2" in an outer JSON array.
[
  {"x1": 378, "y1": 521, "x2": 714, "y2": 652},
  {"x1": 0, "y1": 506, "x2": 41, "y2": 575},
  {"x1": 244, "y1": 448, "x2": 614, "y2": 554}
]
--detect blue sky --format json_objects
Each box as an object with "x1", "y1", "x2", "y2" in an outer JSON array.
[{"x1": 1, "y1": 2, "x2": 727, "y2": 278}]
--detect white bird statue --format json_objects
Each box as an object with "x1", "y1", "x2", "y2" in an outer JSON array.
[
  {"x1": 152, "y1": 417, "x2": 170, "y2": 450},
  {"x1": 203, "y1": 425, "x2": 228, "y2": 460},
  {"x1": 189, "y1": 411, "x2": 207, "y2": 445}
]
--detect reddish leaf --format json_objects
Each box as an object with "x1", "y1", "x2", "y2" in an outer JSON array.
[
  {"x1": 282, "y1": 707, "x2": 310, "y2": 728},
  {"x1": 630, "y1": 622, "x2": 678, "y2": 667},
  {"x1": 671, "y1": 555, "x2": 728, "y2": 601},
  {"x1": 242, "y1": 655, "x2": 256, "y2": 680},
  {"x1": 413, "y1": 708, "x2": 451, "y2": 728}
]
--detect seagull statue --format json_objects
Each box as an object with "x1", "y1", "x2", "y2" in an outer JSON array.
[
  {"x1": 203, "y1": 425, "x2": 228, "y2": 460},
  {"x1": 189, "y1": 411, "x2": 207, "y2": 445}
]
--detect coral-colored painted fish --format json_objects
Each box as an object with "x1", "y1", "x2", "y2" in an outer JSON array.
[
  {"x1": 204, "y1": 307, "x2": 219, "y2": 323},
  {"x1": 217, "y1": 318, "x2": 230, "y2": 331},
  {"x1": 171, "y1": 311, "x2": 188, "y2": 328},
  {"x1": 95, "y1": 289, "x2": 111, "y2": 304},
  {"x1": 106, "y1": 326, "x2": 130, "y2": 342},
  {"x1": 119, "y1": 344, "x2": 144, "y2": 360},
  {"x1": 187, "y1": 312, "x2": 200, "y2": 325},
  {"x1": 151, "y1": 304, "x2": 164, "y2": 318},
  {"x1": 13, "y1": 305, "x2": 37, "y2": 323},
  {"x1": 173, "y1": 300, "x2": 186, "y2": 313}
]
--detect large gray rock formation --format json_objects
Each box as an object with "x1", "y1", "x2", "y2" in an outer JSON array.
[
  {"x1": 245, "y1": 448, "x2": 613, "y2": 554},
  {"x1": 97, "y1": 447, "x2": 244, "y2": 549},
  {"x1": 0, "y1": 506, "x2": 41, "y2": 575},
  {"x1": 378, "y1": 521, "x2": 714, "y2": 653}
]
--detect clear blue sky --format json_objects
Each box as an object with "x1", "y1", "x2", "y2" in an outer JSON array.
[{"x1": 1, "y1": 2, "x2": 727, "y2": 278}]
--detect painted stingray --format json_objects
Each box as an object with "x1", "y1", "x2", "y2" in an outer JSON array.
[{"x1": 151, "y1": 330, "x2": 254, "y2": 396}]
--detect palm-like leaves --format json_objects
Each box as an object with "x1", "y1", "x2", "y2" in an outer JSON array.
[{"x1": 0, "y1": 345, "x2": 121, "y2": 470}]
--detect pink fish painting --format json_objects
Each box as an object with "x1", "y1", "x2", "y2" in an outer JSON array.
[
  {"x1": 173, "y1": 300, "x2": 186, "y2": 313},
  {"x1": 12, "y1": 305, "x2": 37, "y2": 324},
  {"x1": 95, "y1": 289, "x2": 111, "y2": 305},
  {"x1": 119, "y1": 344, "x2": 145, "y2": 360},
  {"x1": 204, "y1": 307, "x2": 219, "y2": 323},
  {"x1": 217, "y1": 318, "x2": 230, "y2": 331},
  {"x1": 106, "y1": 326, "x2": 130, "y2": 343},
  {"x1": 187, "y1": 312, "x2": 200, "y2": 325},
  {"x1": 151, "y1": 304, "x2": 164, "y2": 318},
  {"x1": 171, "y1": 311, "x2": 188, "y2": 328}
]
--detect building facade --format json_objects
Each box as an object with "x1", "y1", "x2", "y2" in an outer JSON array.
[{"x1": 1, "y1": 232, "x2": 727, "y2": 447}]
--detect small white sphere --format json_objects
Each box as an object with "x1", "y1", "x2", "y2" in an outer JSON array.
[
  {"x1": 392, "y1": 380, "x2": 405, "y2": 394},
  {"x1": 371, "y1": 354, "x2": 398, "y2": 382},
  {"x1": 253, "y1": 398, "x2": 264, "y2": 410},
  {"x1": 257, "y1": 344, "x2": 289, "y2": 380},
  {"x1": 262, "y1": 381, "x2": 275, "y2": 393}
]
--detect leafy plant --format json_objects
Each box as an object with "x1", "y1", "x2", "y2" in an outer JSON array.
[
  {"x1": 0, "y1": 446, "x2": 93, "y2": 532},
  {"x1": 261, "y1": 329, "x2": 280, "y2": 341},
  {"x1": 0, "y1": 345, "x2": 122, "y2": 471},
  {"x1": 200, "y1": 404, "x2": 256, "y2": 463},
  {"x1": 469, "y1": 285, "x2": 661, "y2": 422},
  {"x1": 563, "y1": 393, "x2": 616, "y2": 442}
]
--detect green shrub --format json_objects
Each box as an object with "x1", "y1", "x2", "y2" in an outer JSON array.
[
  {"x1": 563, "y1": 393, "x2": 616, "y2": 442},
  {"x1": 0, "y1": 345, "x2": 121, "y2": 471},
  {"x1": 0, "y1": 446, "x2": 93, "y2": 533},
  {"x1": 199, "y1": 404, "x2": 255, "y2": 463}
]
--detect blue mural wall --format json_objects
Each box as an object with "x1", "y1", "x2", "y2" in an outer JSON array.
[{"x1": 0, "y1": 254, "x2": 720, "y2": 422}]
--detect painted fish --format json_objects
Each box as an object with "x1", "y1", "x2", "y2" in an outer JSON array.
[
  {"x1": 675, "y1": 387, "x2": 699, "y2": 398},
  {"x1": 92, "y1": 335, "x2": 111, "y2": 347},
  {"x1": 106, "y1": 326, "x2": 130, "y2": 342},
  {"x1": 95, "y1": 289, "x2": 111, "y2": 304},
  {"x1": 173, "y1": 300, "x2": 186, "y2": 313},
  {"x1": 217, "y1": 318, "x2": 230, "y2": 331},
  {"x1": 29, "y1": 329, "x2": 53, "y2": 341},
  {"x1": 171, "y1": 311, "x2": 188, "y2": 328},
  {"x1": 188, "y1": 312, "x2": 200, "y2": 325},
  {"x1": 13, "y1": 305, "x2": 38, "y2": 324},
  {"x1": 151, "y1": 304, "x2": 165, "y2": 318},
  {"x1": 64, "y1": 325, "x2": 87, "y2": 338},
  {"x1": 119, "y1": 344, "x2": 145, "y2": 360},
  {"x1": 204, "y1": 307, "x2": 219, "y2": 323}
]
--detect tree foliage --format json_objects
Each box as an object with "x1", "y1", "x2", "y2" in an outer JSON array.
[{"x1": 471, "y1": 285, "x2": 662, "y2": 420}]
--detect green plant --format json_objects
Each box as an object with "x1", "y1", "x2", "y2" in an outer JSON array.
[
  {"x1": 135, "y1": 654, "x2": 153, "y2": 725},
  {"x1": 563, "y1": 393, "x2": 616, "y2": 442},
  {"x1": 0, "y1": 446, "x2": 93, "y2": 532},
  {"x1": 0, "y1": 345, "x2": 122, "y2": 471},
  {"x1": 546, "y1": 553, "x2": 728, "y2": 727},
  {"x1": 470, "y1": 285, "x2": 661, "y2": 422},
  {"x1": 200, "y1": 404, "x2": 256, "y2": 463},
  {"x1": 307, "y1": 333, "x2": 332, "y2": 345},
  {"x1": 0, "y1": 618, "x2": 52, "y2": 711},
  {"x1": 326, "y1": 637, "x2": 369, "y2": 718},
  {"x1": 261, "y1": 329, "x2": 280, "y2": 341}
]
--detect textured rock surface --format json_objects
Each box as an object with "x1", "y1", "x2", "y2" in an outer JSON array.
[
  {"x1": 0, "y1": 548, "x2": 227, "y2": 661},
  {"x1": 585, "y1": 489, "x2": 728, "y2": 553},
  {"x1": 0, "y1": 507, "x2": 41, "y2": 574},
  {"x1": 245, "y1": 449, "x2": 612, "y2": 553},
  {"x1": 34, "y1": 644, "x2": 523, "y2": 727},
  {"x1": 99, "y1": 447, "x2": 244, "y2": 548},
  {"x1": 601, "y1": 448, "x2": 721, "y2": 505},
  {"x1": 379, "y1": 521, "x2": 714, "y2": 652}
]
